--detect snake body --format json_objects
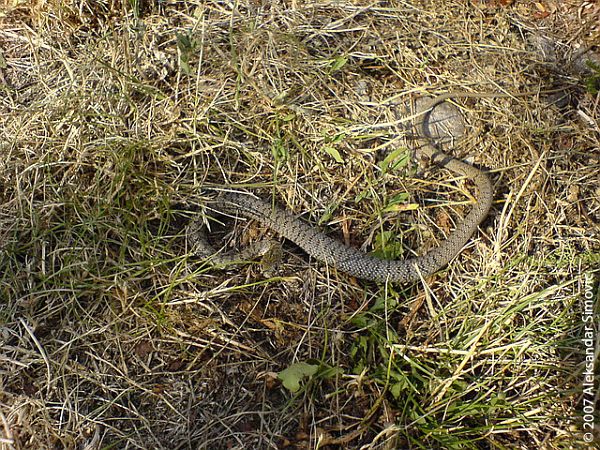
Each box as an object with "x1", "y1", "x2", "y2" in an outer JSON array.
[{"x1": 191, "y1": 92, "x2": 528, "y2": 283}]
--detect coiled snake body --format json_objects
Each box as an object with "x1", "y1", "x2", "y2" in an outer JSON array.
[{"x1": 190, "y1": 92, "x2": 526, "y2": 283}]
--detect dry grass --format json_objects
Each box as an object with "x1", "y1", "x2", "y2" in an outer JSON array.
[{"x1": 1, "y1": 1, "x2": 599, "y2": 449}]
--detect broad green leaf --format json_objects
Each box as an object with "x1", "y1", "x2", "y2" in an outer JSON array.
[
  {"x1": 323, "y1": 146, "x2": 344, "y2": 163},
  {"x1": 278, "y1": 362, "x2": 319, "y2": 392}
]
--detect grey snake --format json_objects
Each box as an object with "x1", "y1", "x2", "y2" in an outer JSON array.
[{"x1": 189, "y1": 92, "x2": 534, "y2": 283}]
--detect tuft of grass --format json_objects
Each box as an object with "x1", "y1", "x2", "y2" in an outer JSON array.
[{"x1": 584, "y1": 60, "x2": 600, "y2": 94}]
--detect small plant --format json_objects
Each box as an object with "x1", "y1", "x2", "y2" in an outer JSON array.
[
  {"x1": 584, "y1": 60, "x2": 600, "y2": 95},
  {"x1": 278, "y1": 360, "x2": 342, "y2": 393},
  {"x1": 176, "y1": 31, "x2": 200, "y2": 75}
]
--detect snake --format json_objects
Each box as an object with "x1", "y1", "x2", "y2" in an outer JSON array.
[{"x1": 189, "y1": 91, "x2": 534, "y2": 283}]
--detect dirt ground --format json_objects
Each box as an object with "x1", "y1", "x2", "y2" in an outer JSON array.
[{"x1": 1, "y1": 1, "x2": 599, "y2": 449}]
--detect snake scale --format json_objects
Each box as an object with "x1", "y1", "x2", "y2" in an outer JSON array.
[{"x1": 190, "y1": 92, "x2": 533, "y2": 283}]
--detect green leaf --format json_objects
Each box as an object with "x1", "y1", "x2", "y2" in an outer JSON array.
[
  {"x1": 318, "y1": 365, "x2": 344, "y2": 380},
  {"x1": 382, "y1": 192, "x2": 418, "y2": 213},
  {"x1": 372, "y1": 230, "x2": 405, "y2": 260},
  {"x1": 323, "y1": 146, "x2": 344, "y2": 163},
  {"x1": 176, "y1": 32, "x2": 193, "y2": 53},
  {"x1": 378, "y1": 148, "x2": 409, "y2": 174},
  {"x1": 354, "y1": 188, "x2": 372, "y2": 203},
  {"x1": 318, "y1": 203, "x2": 339, "y2": 225},
  {"x1": 271, "y1": 138, "x2": 288, "y2": 162},
  {"x1": 390, "y1": 381, "x2": 407, "y2": 399},
  {"x1": 369, "y1": 293, "x2": 399, "y2": 313},
  {"x1": 180, "y1": 59, "x2": 191, "y2": 75},
  {"x1": 331, "y1": 133, "x2": 346, "y2": 144},
  {"x1": 278, "y1": 362, "x2": 319, "y2": 392},
  {"x1": 584, "y1": 60, "x2": 600, "y2": 94},
  {"x1": 176, "y1": 32, "x2": 196, "y2": 75},
  {"x1": 331, "y1": 55, "x2": 348, "y2": 72}
]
